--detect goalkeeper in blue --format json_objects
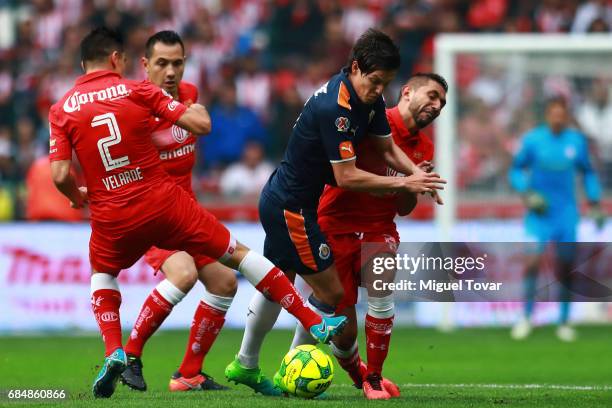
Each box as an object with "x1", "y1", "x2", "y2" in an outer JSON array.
[{"x1": 509, "y1": 97, "x2": 605, "y2": 342}]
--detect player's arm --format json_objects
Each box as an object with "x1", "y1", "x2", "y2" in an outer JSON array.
[
  {"x1": 50, "y1": 160, "x2": 88, "y2": 208},
  {"x1": 331, "y1": 158, "x2": 444, "y2": 194},
  {"x1": 175, "y1": 103, "x2": 211, "y2": 135},
  {"x1": 134, "y1": 81, "x2": 211, "y2": 135},
  {"x1": 371, "y1": 135, "x2": 421, "y2": 176},
  {"x1": 48, "y1": 108, "x2": 87, "y2": 208}
]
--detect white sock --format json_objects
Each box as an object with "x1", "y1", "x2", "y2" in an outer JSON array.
[
  {"x1": 90, "y1": 272, "x2": 119, "y2": 293},
  {"x1": 156, "y1": 279, "x2": 186, "y2": 306},
  {"x1": 202, "y1": 289, "x2": 233, "y2": 312},
  {"x1": 289, "y1": 296, "x2": 331, "y2": 349},
  {"x1": 237, "y1": 250, "x2": 275, "y2": 286},
  {"x1": 237, "y1": 291, "x2": 281, "y2": 368}
]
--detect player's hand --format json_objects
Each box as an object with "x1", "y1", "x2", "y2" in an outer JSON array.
[
  {"x1": 71, "y1": 186, "x2": 89, "y2": 209},
  {"x1": 403, "y1": 172, "x2": 446, "y2": 194},
  {"x1": 417, "y1": 160, "x2": 434, "y2": 173},
  {"x1": 589, "y1": 205, "x2": 606, "y2": 231},
  {"x1": 524, "y1": 191, "x2": 547, "y2": 215}
]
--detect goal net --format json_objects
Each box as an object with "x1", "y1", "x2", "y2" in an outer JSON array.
[{"x1": 433, "y1": 34, "x2": 612, "y2": 238}]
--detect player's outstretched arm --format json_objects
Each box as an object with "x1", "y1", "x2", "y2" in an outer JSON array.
[
  {"x1": 331, "y1": 159, "x2": 445, "y2": 194},
  {"x1": 50, "y1": 160, "x2": 88, "y2": 208},
  {"x1": 176, "y1": 103, "x2": 211, "y2": 135}
]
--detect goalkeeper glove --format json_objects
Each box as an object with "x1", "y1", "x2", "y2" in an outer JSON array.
[{"x1": 524, "y1": 191, "x2": 547, "y2": 215}]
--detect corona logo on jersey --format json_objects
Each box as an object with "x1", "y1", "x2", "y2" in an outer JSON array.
[{"x1": 63, "y1": 84, "x2": 129, "y2": 113}]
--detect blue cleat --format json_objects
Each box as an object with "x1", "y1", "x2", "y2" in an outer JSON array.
[
  {"x1": 93, "y1": 348, "x2": 127, "y2": 398},
  {"x1": 309, "y1": 316, "x2": 347, "y2": 344}
]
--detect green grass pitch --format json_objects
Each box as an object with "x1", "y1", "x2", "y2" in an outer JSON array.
[{"x1": 1, "y1": 326, "x2": 611, "y2": 407}]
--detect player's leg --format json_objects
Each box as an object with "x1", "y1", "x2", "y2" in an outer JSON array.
[
  {"x1": 225, "y1": 272, "x2": 294, "y2": 395},
  {"x1": 361, "y1": 235, "x2": 400, "y2": 400},
  {"x1": 121, "y1": 250, "x2": 195, "y2": 391},
  {"x1": 171, "y1": 260, "x2": 236, "y2": 391},
  {"x1": 329, "y1": 306, "x2": 365, "y2": 387},
  {"x1": 225, "y1": 198, "x2": 344, "y2": 395},
  {"x1": 512, "y1": 218, "x2": 546, "y2": 340},
  {"x1": 289, "y1": 233, "x2": 357, "y2": 349},
  {"x1": 555, "y1": 224, "x2": 578, "y2": 342},
  {"x1": 90, "y1": 269, "x2": 127, "y2": 398},
  {"x1": 89, "y1": 227, "x2": 155, "y2": 398}
]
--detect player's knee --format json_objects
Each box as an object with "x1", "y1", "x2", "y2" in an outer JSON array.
[
  {"x1": 207, "y1": 274, "x2": 238, "y2": 297},
  {"x1": 166, "y1": 261, "x2": 198, "y2": 290}
]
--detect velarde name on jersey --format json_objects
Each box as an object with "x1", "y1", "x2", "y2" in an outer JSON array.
[
  {"x1": 63, "y1": 84, "x2": 130, "y2": 113},
  {"x1": 102, "y1": 167, "x2": 144, "y2": 191}
]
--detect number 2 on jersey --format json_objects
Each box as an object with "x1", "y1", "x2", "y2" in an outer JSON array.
[{"x1": 92, "y1": 112, "x2": 130, "y2": 171}]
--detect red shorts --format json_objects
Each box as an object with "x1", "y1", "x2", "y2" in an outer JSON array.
[
  {"x1": 89, "y1": 184, "x2": 233, "y2": 275},
  {"x1": 328, "y1": 231, "x2": 399, "y2": 312},
  {"x1": 144, "y1": 247, "x2": 216, "y2": 274}
]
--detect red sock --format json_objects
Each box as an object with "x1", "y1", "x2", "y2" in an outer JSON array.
[
  {"x1": 255, "y1": 267, "x2": 320, "y2": 329},
  {"x1": 178, "y1": 301, "x2": 226, "y2": 377},
  {"x1": 124, "y1": 289, "x2": 173, "y2": 358},
  {"x1": 365, "y1": 314, "x2": 394, "y2": 375},
  {"x1": 91, "y1": 289, "x2": 123, "y2": 357},
  {"x1": 335, "y1": 347, "x2": 367, "y2": 386}
]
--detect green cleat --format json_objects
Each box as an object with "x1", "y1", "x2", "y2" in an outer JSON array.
[
  {"x1": 93, "y1": 348, "x2": 127, "y2": 398},
  {"x1": 224, "y1": 357, "x2": 282, "y2": 396}
]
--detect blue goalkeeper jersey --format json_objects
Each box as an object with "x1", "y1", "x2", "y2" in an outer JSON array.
[
  {"x1": 263, "y1": 68, "x2": 391, "y2": 210},
  {"x1": 509, "y1": 125, "x2": 601, "y2": 223}
]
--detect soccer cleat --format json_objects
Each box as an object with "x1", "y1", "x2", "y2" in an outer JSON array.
[
  {"x1": 381, "y1": 377, "x2": 401, "y2": 398},
  {"x1": 224, "y1": 357, "x2": 282, "y2": 396},
  {"x1": 92, "y1": 348, "x2": 127, "y2": 398},
  {"x1": 169, "y1": 371, "x2": 229, "y2": 391},
  {"x1": 556, "y1": 324, "x2": 577, "y2": 342},
  {"x1": 363, "y1": 373, "x2": 391, "y2": 400},
  {"x1": 511, "y1": 318, "x2": 532, "y2": 340},
  {"x1": 309, "y1": 315, "x2": 348, "y2": 344},
  {"x1": 120, "y1": 354, "x2": 147, "y2": 391}
]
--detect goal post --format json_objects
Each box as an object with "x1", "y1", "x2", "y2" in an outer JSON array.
[{"x1": 433, "y1": 34, "x2": 612, "y2": 241}]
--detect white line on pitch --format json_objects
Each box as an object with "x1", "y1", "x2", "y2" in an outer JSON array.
[{"x1": 336, "y1": 383, "x2": 612, "y2": 391}]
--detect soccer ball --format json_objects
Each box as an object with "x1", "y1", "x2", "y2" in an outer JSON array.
[{"x1": 276, "y1": 344, "x2": 334, "y2": 398}]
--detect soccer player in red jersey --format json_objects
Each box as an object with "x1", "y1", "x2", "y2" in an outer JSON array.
[
  {"x1": 117, "y1": 31, "x2": 236, "y2": 393},
  {"x1": 315, "y1": 73, "x2": 447, "y2": 400},
  {"x1": 48, "y1": 27, "x2": 346, "y2": 399}
]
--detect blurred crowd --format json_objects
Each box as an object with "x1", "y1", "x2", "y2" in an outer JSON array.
[{"x1": 0, "y1": 0, "x2": 611, "y2": 220}]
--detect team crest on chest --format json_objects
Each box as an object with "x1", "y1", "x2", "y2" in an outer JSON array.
[
  {"x1": 171, "y1": 125, "x2": 189, "y2": 143},
  {"x1": 335, "y1": 116, "x2": 350, "y2": 132},
  {"x1": 564, "y1": 146, "x2": 576, "y2": 159},
  {"x1": 318, "y1": 243, "x2": 331, "y2": 260}
]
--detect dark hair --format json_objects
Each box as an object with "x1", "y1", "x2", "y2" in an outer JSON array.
[
  {"x1": 347, "y1": 28, "x2": 400, "y2": 75},
  {"x1": 400, "y1": 72, "x2": 448, "y2": 100},
  {"x1": 545, "y1": 96, "x2": 568, "y2": 110},
  {"x1": 145, "y1": 30, "x2": 185, "y2": 58},
  {"x1": 80, "y1": 27, "x2": 124, "y2": 65}
]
